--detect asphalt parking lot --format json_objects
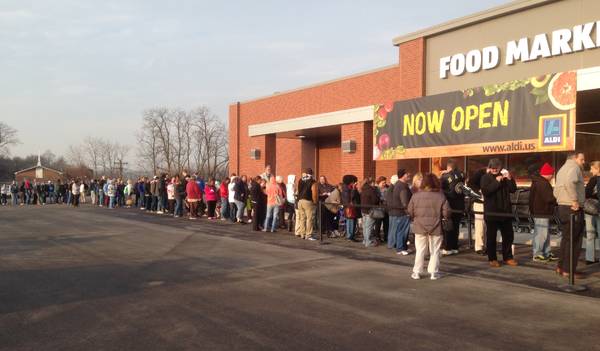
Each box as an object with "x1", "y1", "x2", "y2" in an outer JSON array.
[{"x1": 1, "y1": 205, "x2": 600, "y2": 351}]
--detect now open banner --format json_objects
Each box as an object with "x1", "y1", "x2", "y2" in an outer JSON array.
[{"x1": 373, "y1": 71, "x2": 577, "y2": 160}]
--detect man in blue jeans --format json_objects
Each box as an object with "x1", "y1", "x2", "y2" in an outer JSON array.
[
  {"x1": 529, "y1": 163, "x2": 558, "y2": 262},
  {"x1": 386, "y1": 169, "x2": 412, "y2": 255}
]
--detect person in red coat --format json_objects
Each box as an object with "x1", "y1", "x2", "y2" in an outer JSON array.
[{"x1": 186, "y1": 177, "x2": 202, "y2": 220}]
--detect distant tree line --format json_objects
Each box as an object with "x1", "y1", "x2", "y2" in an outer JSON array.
[
  {"x1": 137, "y1": 106, "x2": 229, "y2": 178},
  {"x1": 67, "y1": 137, "x2": 129, "y2": 178},
  {"x1": 0, "y1": 151, "x2": 68, "y2": 182}
]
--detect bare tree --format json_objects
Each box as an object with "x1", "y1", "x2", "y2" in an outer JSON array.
[
  {"x1": 67, "y1": 137, "x2": 131, "y2": 177},
  {"x1": 82, "y1": 136, "x2": 104, "y2": 176},
  {"x1": 143, "y1": 108, "x2": 174, "y2": 174},
  {"x1": 0, "y1": 122, "x2": 19, "y2": 154},
  {"x1": 136, "y1": 106, "x2": 229, "y2": 178},
  {"x1": 136, "y1": 128, "x2": 160, "y2": 175},
  {"x1": 191, "y1": 107, "x2": 229, "y2": 178},
  {"x1": 67, "y1": 144, "x2": 86, "y2": 166}
]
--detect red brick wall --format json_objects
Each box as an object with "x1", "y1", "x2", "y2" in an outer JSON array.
[
  {"x1": 376, "y1": 38, "x2": 426, "y2": 179},
  {"x1": 341, "y1": 122, "x2": 374, "y2": 181},
  {"x1": 231, "y1": 66, "x2": 403, "y2": 182},
  {"x1": 230, "y1": 37, "x2": 426, "y2": 183},
  {"x1": 228, "y1": 104, "x2": 239, "y2": 175},
  {"x1": 275, "y1": 138, "x2": 302, "y2": 180},
  {"x1": 317, "y1": 136, "x2": 341, "y2": 185}
]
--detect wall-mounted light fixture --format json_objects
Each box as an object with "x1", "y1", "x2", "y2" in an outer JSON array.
[
  {"x1": 296, "y1": 134, "x2": 307, "y2": 139},
  {"x1": 250, "y1": 148, "x2": 261, "y2": 160},
  {"x1": 341, "y1": 140, "x2": 356, "y2": 153}
]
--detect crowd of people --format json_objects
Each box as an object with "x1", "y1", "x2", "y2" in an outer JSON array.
[{"x1": 2, "y1": 151, "x2": 599, "y2": 281}]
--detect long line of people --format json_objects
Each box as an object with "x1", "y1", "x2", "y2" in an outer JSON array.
[{"x1": 2, "y1": 152, "x2": 598, "y2": 281}]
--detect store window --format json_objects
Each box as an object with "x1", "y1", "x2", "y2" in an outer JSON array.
[{"x1": 508, "y1": 152, "x2": 553, "y2": 182}]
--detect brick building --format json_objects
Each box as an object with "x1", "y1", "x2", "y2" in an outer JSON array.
[
  {"x1": 230, "y1": 0, "x2": 600, "y2": 183},
  {"x1": 14, "y1": 156, "x2": 63, "y2": 183}
]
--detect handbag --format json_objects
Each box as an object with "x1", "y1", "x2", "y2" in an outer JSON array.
[
  {"x1": 344, "y1": 206, "x2": 357, "y2": 219},
  {"x1": 369, "y1": 207, "x2": 386, "y2": 219},
  {"x1": 442, "y1": 217, "x2": 454, "y2": 232},
  {"x1": 275, "y1": 193, "x2": 284, "y2": 207},
  {"x1": 584, "y1": 198, "x2": 600, "y2": 216}
]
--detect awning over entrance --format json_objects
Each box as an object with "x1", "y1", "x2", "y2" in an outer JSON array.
[{"x1": 248, "y1": 106, "x2": 372, "y2": 137}]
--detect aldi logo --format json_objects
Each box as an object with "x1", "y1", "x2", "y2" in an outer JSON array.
[{"x1": 538, "y1": 114, "x2": 567, "y2": 150}]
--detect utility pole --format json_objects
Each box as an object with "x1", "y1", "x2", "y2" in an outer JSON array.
[{"x1": 113, "y1": 159, "x2": 129, "y2": 179}]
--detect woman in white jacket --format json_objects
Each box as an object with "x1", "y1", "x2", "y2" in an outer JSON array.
[{"x1": 72, "y1": 180, "x2": 81, "y2": 207}]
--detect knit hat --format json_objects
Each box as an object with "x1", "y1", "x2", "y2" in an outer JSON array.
[{"x1": 540, "y1": 163, "x2": 554, "y2": 176}]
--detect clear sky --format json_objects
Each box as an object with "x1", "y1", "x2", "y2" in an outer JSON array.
[{"x1": 1, "y1": 0, "x2": 509, "y2": 158}]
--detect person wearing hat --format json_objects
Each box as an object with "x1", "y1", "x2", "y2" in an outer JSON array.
[
  {"x1": 296, "y1": 168, "x2": 319, "y2": 240},
  {"x1": 480, "y1": 158, "x2": 518, "y2": 267},
  {"x1": 529, "y1": 162, "x2": 558, "y2": 262}
]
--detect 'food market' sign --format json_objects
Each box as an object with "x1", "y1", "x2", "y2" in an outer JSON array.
[{"x1": 439, "y1": 21, "x2": 600, "y2": 79}]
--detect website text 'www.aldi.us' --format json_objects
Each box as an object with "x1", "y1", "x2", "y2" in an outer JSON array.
[{"x1": 481, "y1": 142, "x2": 536, "y2": 153}]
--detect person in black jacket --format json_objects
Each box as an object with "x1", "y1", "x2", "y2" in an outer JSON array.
[
  {"x1": 480, "y1": 158, "x2": 518, "y2": 267},
  {"x1": 251, "y1": 177, "x2": 267, "y2": 231},
  {"x1": 233, "y1": 175, "x2": 248, "y2": 223},
  {"x1": 360, "y1": 178, "x2": 380, "y2": 247},
  {"x1": 529, "y1": 163, "x2": 558, "y2": 262},
  {"x1": 440, "y1": 159, "x2": 465, "y2": 255}
]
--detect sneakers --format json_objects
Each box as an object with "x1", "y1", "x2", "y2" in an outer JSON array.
[
  {"x1": 398, "y1": 250, "x2": 411, "y2": 256},
  {"x1": 442, "y1": 249, "x2": 452, "y2": 256},
  {"x1": 504, "y1": 259, "x2": 519, "y2": 266},
  {"x1": 430, "y1": 273, "x2": 441, "y2": 281},
  {"x1": 547, "y1": 253, "x2": 559, "y2": 262},
  {"x1": 411, "y1": 272, "x2": 421, "y2": 280},
  {"x1": 307, "y1": 237, "x2": 317, "y2": 241},
  {"x1": 451, "y1": 249, "x2": 459, "y2": 255},
  {"x1": 157, "y1": 211, "x2": 163, "y2": 214},
  {"x1": 533, "y1": 255, "x2": 549, "y2": 262}
]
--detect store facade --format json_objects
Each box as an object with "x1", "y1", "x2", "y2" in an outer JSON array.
[{"x1": 229, "y1": 0, "x2": 600, "y2": 183}]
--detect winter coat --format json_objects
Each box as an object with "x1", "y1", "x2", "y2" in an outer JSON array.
[
  {"x1": 554, "y1": 159, "x2": 585, "y2": 206},
  {"x1": 388, "y1": 181, "x2": 411, "y2": 217},
  {"x1": 407, "y1": 190, "x2": 450, "y2": 236},
  {"x1": 585, "y1": 175, "x2": 600, "y2": 200},
  {"x1": 441, "y1": 169, "x2": 466, "y2": 210},
  {"x1": 266, "y1": 179, "x2": 283, "y2": 207},
  {"x1": 481, "y1": 173, "x2": 517, "y2": 220},
  {"x1": 233, "y1": 179, "x2": 247, "y2": 202},
  {"x1": 324, "y1": 188, "x2": 342, "y2": 214},
  {"x1": 286, "y1": 175, "x2": 296, "y2": 203},
  {"x1": 186, "y1": 181, "x2": 201, "y2": 201},
  {"x1": 529, "y1": 175, "x2": 557, "y2": 216},
  {"x1": 107, "y1": 183, "x2": 116, "y2": 197},
  {"x1": 360, "y1": 184, "x2": 380, "y2": 215},
  {"x1": 175, "y1": 183, "x2": 185, "y2": 200},
  {"x1": 204, "y1": 185, "x2": 218, "y2": 202},
  {"x1": 219, "y1": 183, "x2": 228, "y2": 199}
]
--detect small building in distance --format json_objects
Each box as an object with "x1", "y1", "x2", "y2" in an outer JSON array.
[{"x1": 14, "y1": 155, "x2": 64, "y2": 183}]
